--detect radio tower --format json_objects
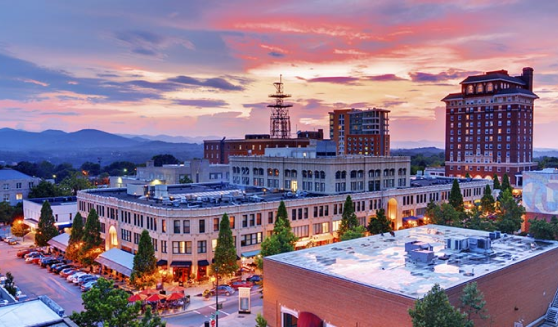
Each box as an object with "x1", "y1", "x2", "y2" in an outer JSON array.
[{"x1": 268, "y1": 75, "x2": 292, "y2": 139}]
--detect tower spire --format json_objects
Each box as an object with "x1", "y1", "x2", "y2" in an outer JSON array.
[{"x1": 268, "y1": 75, "x2": 292, "y2": 139}]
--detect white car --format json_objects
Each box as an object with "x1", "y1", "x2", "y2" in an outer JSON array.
[{"x1": 67, "y1": 272, "x2": 87, "y2": 283}]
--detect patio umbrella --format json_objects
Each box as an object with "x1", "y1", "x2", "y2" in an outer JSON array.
[
  {"x1": 146, "y1": 293, "x2": 167, "y2": 302},
  {"x1": 166, "y1": 285, "x2": 186, "y2": 293},
  {"x1": 128, "y1": 294, "x2": 147, "y2": 302},
  {"x1": 139, "y1": 288, "x2": 159, "y2": 296},
  {"x1": 166, "y1": 292, "x2": 184, "y2": 301}
]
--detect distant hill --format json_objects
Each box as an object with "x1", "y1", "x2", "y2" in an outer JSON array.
[
  {"x1": 117, "y1": 133, "x2": 220, "y2": 144},
  {"x1": 391, "y1": 147, "x2": 444, "y2": 156},
  {"x1": 0, "y1": 128, "x2": 203, "y2": 166}
]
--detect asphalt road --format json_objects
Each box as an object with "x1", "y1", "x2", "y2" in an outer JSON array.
[
  {"x1": 0, "y1": 241, "x2": 85, "y2": 315},
  {"x1": 165, "y1": 289, "x2": 263, "y2": 327}
]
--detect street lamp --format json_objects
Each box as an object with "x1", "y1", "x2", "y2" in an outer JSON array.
[{"x1": 215, "y1": 266, "x2": 219, "y2": 327}]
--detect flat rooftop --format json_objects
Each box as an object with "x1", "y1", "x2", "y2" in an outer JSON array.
[
  {"x1": 267, "y1": 225, "x2": 558, "y2": 299},
  {"x1": 0, "y1": 298, "x2": 70, "y2": 327}
]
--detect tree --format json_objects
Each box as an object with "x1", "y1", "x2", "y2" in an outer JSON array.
[
  {"x1": 130, "y1": 230, "x2": 158, "y2": 289},
  {"x1": 409, "y1": 284, "x2": 468, "y2": 327},
  {"x1": 340, "y1": 225, "x2": 366, "y2": 241},
  {"x1": 0, "y1": 201, "x2": 14, "y2": 225},
  {"x1": 4, "y1": 272, "x2": 16, "y2": 297},
  {"x1": 528, "y1": 218, "x2": 557, "y2": 240},
  {"x1": 102, "y1": 161, "x2": 137, "y2": 176},
  {"x1": 80, "y1": 208, "x2": 103, "y2": 268},
  {"x1": 259, "y1": 217, "x2": 297, "y2": 270},
  {"x1": 67, "y1": 212, "x2": 85, "y2": 261},
  {"x1": 276, "y1": 200, "x2": 290, "y2": 229},
  {"x1": 430, "y1": 203, "x2": 461, "y2": 226},
  {"x1": 152, "y1": 154, "x2": 179, "y2": 167},
  {"x1": 501, "y1": 173, "x2": 512, "y2": 194},
  {"x1": 480, "y1": 185, "x2": 495, "y2": 214},
  {"x1": 495, "y1": 189, "x2": 524, "y2": 234},
  {"x1": 35, "y1": 201, "x2": 59, "y2": 247},
  {"x1": 367, "y1": 208, "x2": 392, "y2": 235},
  {"x1": 338, "y1": 196, "x2": 359, "y2": 239},
  {"x1": 465, "y1": 172, "x2": 471, "y2": 179},
  {"x1": 11, "y1": 219, "x2": 29, "y2": 240},
  {"x1": 179, "y1": 176, "x2": 193, "y2": 184},
  {"x1": 28, "y1": 180, "x2": 69, "y2": 198},
  {"x1": 211, "y1": 213, "x2": 238, "y2": 277},
  {"x1": 493, "y1": 174, "x2": 501, "y2": 190},
  {"x1": 80, "y1": 162, "x2": 101, "y2": 176},
  {"x1": 460, "y1": 282, "x2": 489, "y2": 325},
  {"x1": 70, "y1": 278, "x2": 165, "y2": 327},
  {"x1": 449, "y1": 179, "x2": 464, "y2": 212},
  {"x1": 464, "y1": 207, "x2": 495, "y2": 232},
  {"x1": 60, "y1": 172, "x2": 94, "y2": 196},
  {"x1": 256, "y1": 313, "x2": 268, "y2": 327}
]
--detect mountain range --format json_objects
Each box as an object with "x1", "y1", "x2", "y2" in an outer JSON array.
[{"x1": 0, "y1": 128, "x2": 203, "y2": 166}]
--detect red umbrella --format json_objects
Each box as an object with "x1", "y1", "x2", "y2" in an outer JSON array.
[
  {"x1": 146, "y1": 293, "x2": 166, "y2": 302},
  {"x1": 166, "y1": 292, "x2": 184, "y2": 301},
  {"x1": 139, "y1": 288, "x2": 159, "y2": 295},
  {"x1": 166, "y1": 285, "x2": 186, "y2": 293},
  {"x1": 128, "y1": 294, "x2": 147, "y2": 302}
]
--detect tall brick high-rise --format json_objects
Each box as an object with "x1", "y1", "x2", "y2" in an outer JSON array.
[{"x1": 442, "y1": 68, "x2": 538, "y2": 186}]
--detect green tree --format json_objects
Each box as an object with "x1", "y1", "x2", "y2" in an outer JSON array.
[
  {"x1": 480, "y1": 185, "x2": 495, "y2": 214},
  {"x1": 338, "y1": 195, "x2": 359, "y2": 239},
  {"x1": 35, "y1": 201, "x2": 59, "y2": 247},
  {"x1": 528, "y1": 218, "x2": 557, "y2": 240},
  {"x1": 80, "y1": 162, "x2": 101, "y2": 176},
  {"x1": 211, "y1": 213, "x2": 238, "y2": 277},
  {"x1": 179, "y1": 176, "x2": 193, "y2": 184},
  {"x1": 0, "y1": 201, "x2": 14, "y2": 225},
  {"x1": 501, "y1": 173, "x2": 512, "y2": 194},
  {"x1": 28, "y1": 180, "x2": 69, "y2": 198},
  {"x1": 409, "y1": 284, "x2": 468, "y2": 327},
  {"x1": 449, "y1": 179, "x2": 464, "y2": 212},
  {"x1": 67, "y1": 212, "x2": 85, "y2": 261},
  {"x1": 276, "y1": 200, "x2": 290, "y2": 229},
  {"x1": 70, "y1": 278, "x2": 165, "y2": 327},
  {"x1": 495, "y1": 189, "x2": 524, "y2": 234},
  {"x1": 11, "y1": 219, "x2": 29, "y2": 240},
  {"x1": 151, "y1": 154, "x2": 180, "y2": 167},
  {"x1": 465, "y1": 172, "x2": 471, "y2": 179},
  {"x1": 340, "y1": 225, "x2": 366, "y2": 241},
  {"x1": 464, "y1": 207, "x2": 495, "y2": 232},
  {"x1": 492, "y1": 174, "x2": 501, "y2": 190},
  {"x1": 102, "y1": 161, "x2": 137, "y2": 176},
  {"x1": 255, "y1": 313, "x2": 268, "y2": 327},
  {"x1": 367, "y1": 208, "x2": 392, "y2": 235},
  {"x1": 130, "y1": 230, "x2": 158, "y2": 289},
  {"x1": 430, "y1": 203, "x2": 461, "y2": 226},
  {"x1": 259, "y1": 217, "x2": 297, "y2": 270},
  {"x1": 80, "y1": 209, "x2": 103, "y2": 268},
  {"x1": 4, "y1": 272, "x2": 16, "y2": 297},
  {"x1": 460, "y1": 282, "x2": 489, "y2": 325},
  {"x1": 60, "y1": 172, "x2": 94, "y2": 196}
]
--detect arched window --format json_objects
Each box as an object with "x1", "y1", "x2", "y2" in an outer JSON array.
[
  {"x1": 350, "y1": 170, "x2": 357, "y2": 178},
  {"x1": 476, "y1": 84, "x2": 483, "y2": 93},
  {"x1": 336, "y1": 171, "x2": 341, "y2": 179},
  {"x1": 274, "y1": 169, "x2": 279, "y2": 176},
  {"x1": 308, "y1": 170, "x2": 313, "y2": 178},
  {"x1": 467, "y1": 85, "x2": 474, "y2": 94},
  {"x1": 341, "y1": 171, "x2": 346, "y2": 179},
  {"x1": 320, "y1": 171, "x2": 325, "y2": 179},
  {"x1": 267, "y1": 168, "x2": 273, "y2": 176},
  {"x1": 486, "y1": 82, "x2": 493, "y2": 92}
]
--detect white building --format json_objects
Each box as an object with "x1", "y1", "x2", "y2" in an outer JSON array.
[
  {"x1": 0, "y1": 169, "x2": 41, "y2": 205},
  {"x1": 23, "y1": 196, "x2": 77, "y2": 232},
  {"x1": 135, "y1": 159, "x2": 229, "y2": 185}
]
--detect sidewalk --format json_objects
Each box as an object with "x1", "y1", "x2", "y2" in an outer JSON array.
[{"x1": 209, "y1": 305, "x2": 263, "y2": 327}]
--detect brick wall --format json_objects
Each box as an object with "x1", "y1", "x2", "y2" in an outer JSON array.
[{"x1": 264, "y1": 246, "x2": 558, "y2": 327}]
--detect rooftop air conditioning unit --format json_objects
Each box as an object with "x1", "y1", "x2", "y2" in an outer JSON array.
[{"x1": 446, "y1": 238, "x2": 469, "y2": 251}]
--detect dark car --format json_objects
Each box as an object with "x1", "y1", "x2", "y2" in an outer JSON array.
[
  {"x1": 48, "y1": 262, "x2": 65, "y2": 272},
  {"x1": 229, "y1": 280, "x2": 253, "y2": 290},
  {"x1": 78, "y1": 275, "x2": 99, "y2": 286},
  {"x1": 246, "y1": 274, "x2": 263, "y2": 282},
  {"x1": 53, "y1": 264, "x2": 73, "y2": 274},
  {"x1": 40, "y1": 257, "x2": 61, "y2": 268},
  {"x1": 60, "y1": 268, "x2": 77, "y2": 278},
  {"x1": 209, "y1": 285, "x2": 236, "y2": 296}
]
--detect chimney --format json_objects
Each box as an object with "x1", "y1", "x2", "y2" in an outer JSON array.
[{"x1": 522, "y1": 67, "x2": 534, "y2": 91}]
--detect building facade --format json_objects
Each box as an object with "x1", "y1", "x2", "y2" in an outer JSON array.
[
  {"x1": 23, "y1": 196, "x2": 77, "y2": 232},
  {"x1": 523, "y1": 169, "x2": 558, "y2": 224},
  {"x1": 442, "y1": 68, "x2": 538, "y2": 186},
  {"x1": 203, "y1": 131, "x2": 323, "y2": 164},
  {"x1": 0, "y1": 169, "x2": 41, "y2": 205},
  {"x1": 329, "y1": 108, "x2": 390, "y2": 156},
  {"x1": 135, "y1": 159, "x2": 229, "y2": 184}
]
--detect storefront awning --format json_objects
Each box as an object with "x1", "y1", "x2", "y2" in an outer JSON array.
[
  {"x1": 311, "y1": 233, "x2": 333, "y2": 243},
  {"x1": 403, "y1": 216, "x2": 423, "y2": 222},
  {"x1": 170, "y1": 261, "x2": 192, "y2": 268},
  {"x1": 156, "y1": 260, "x2": 168, "y2": 266},
  {"x1": 295, "y1": 238, "x2": 311, "y2": 248},
  {"x1": 95, "y1": 248, "x2": 134, "y2": 277},
  {"x1": 47, "y1": 233, "x2": 70, "y2": 252},
  {"x1": 241, "y1": 250, "x2": 261, "y2": 258},
  {"x1": 198, "y1": 260, "x2": 210, "y2": 266},
  {"x1": 55, "y1": 222, "x2": 72, "y2": 230}
]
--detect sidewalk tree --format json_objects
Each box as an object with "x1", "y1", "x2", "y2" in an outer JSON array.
[
  {"x1": 80, "y1": 208, "x2": 103, "y2": 268},
  {"x1": 130, "y1": 230, "x2": 158, "y2": 289},
  {"x1": 495, "y1": 189, "x2": 524, "y2": 234},
  {"x1": 528, "y1": 218, "x2": 558, "y2": 240},
  {"x1": 35, "y1": 201, "x2": 59, "y2": 247},
  {"x1": 340, "y1": 225, "x2": 366, "y2": 241},
  {"x1": 367, "y1": 208, "x2": 392, "y2": 235},
  {"x1": 258, "y1": 215, "x2": 297, "y2": 270},
  {"x1": 501, "y1": 173, "x2": 512, "y2": 194},
  {"x1": 480, "y1": 185, "x2": 495, "y2": 214},
  {"x1": 430, "y1": 203, "x2": 461, "y2": 226},
  {"x1": 493, "y1": 174, "x2": 501, "y2": 190},
  {"x1": 276, "y1": 200, "x2": 290, "y2": 228},
  {"x1": 67, "y1": 212, "x2": 85, "y2": 261},
  {"x1": 11, "y1": 219, "x2": 29, "y2": 239},
  {"x1": 0, "y1": 201, "x2": 14, "y2": 225},
  {"x1": 70, "y1": 278, "x2": 165, "y2": 327},
  {"x1": 211, "y1": 213, "x2": 238, "y2": 277},
  {"x1": 460, "y1": 282, "x2": 489, "y2": 325},
  {"x1": 409, "y1": 284, "x2": 468, "y2": 327},
  {"x1": 338, "y1": 195, "x2": 359, "y2": 239},
  {"x1": 449, "y1": 179, "x2": 464, "y2": 212},
  {"x1": 256, "y1": 313, "x2": 268, "y2": 327}
]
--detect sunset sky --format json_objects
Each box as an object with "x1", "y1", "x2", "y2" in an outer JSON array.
[{"x1": 1, "y1": 1, "x2": 558, "y2": 148}]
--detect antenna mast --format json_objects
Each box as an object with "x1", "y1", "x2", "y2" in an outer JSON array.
[{"x1": 268, "y1": 74, "x2": 292, "y2": 139}]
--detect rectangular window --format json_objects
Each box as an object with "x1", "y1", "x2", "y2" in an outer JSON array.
[
  {"x1": 162, "y1": 220, "x2": 166, "y2": 233},
  {"x1": 230, "y1": 216, "x2": 235, "y2": 229},
  {"x1": 249, "y1": 214, "x2": 255, "y2": 226},
  {"x1": 214, "y1": 218, "x2": 219, "y2": 232},
  {"x1": 183, "y1": 220, "x2": 190, "y2": 234},
  {"x1": 174, "y1": 220, "x2": 181, "y2": 234},
  {"x1": 161, "y1": 240, "x2": 167, "y2": 253},
  {"x1": 242, "y1": 215, "x2": 248, "y2": 228},
  {"x1": 199, "y1": 219, "x2": 205, "y2": 233},
  {"x1": 152, "y1": 239, "x2": 158, "y2": 252},
  {"x1": 256, "y1": 213, "x2": 262, "y2": 225},
  {"x1": 198, "y1": 240, "x2": 207, "y2": 253}
]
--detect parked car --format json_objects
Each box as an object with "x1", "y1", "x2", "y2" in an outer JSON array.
[
  {"x1": 209, "y1": 285, "x2": 236, "y2": 296},
  {"x1": 3, "y1": 236, "x2": 14, "y2": 243},
  {"x1": 25, "y1": 253, "x2": 41, "y2": 263},
  {"x1": 8, "y1": 239, "x2": 18, "y2": 245},
  {"x1": 48, "y1": 262, "x2": 65, "y2": 272},
  {"x1": 53, "y1": 264, "x2": 72, "y2": 274},
  {"x1": 246, "y1": 274, "x2": 263, "y2": 282},
  {"x1": 73, "y1": 274, "x2": 92, "y2": 285},
  {"x1": 32, "y1": 255, "x2": 49, "y2": 265},
  {"x1": 24, "y1": 251, "x2": 41, "y2": 259},
  {"x1": 16, "y1": 249, "x2": 33, "y2": 258},
  {"x1": 68, "y1": 272, "x2": 87, "y2": 283},
  {"x1": 77, "y1": 275, "x2": 99, "y2": 286},
  {"x1": 40, "y1": 257, "x2": 60, "y2": 268},
  {"x1": 81, "y1": 280, "x2": 97, "y2": 292},
  {"x1": 60, "y1": 268, "x2": 77, "y2": 278},
  {"x1": 229, "y1": 280, "x2": 253, "y2": 290}
]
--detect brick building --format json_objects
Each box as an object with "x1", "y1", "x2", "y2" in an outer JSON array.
[
  {"x1": 263, "y1": 225, "x2": 558, "y2": 327},
  {"x1": 328, "y1": 108, "x2": 390, "y2": 156},
  {"x1": 442, "y1": 68, "x2": 538, "y2": 186},
  {"x1": 203, "y1": 130, "x2": 323, "y2": 164}
]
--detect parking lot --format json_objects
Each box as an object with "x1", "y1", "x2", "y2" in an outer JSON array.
[{"x1": 0, "y1": 241, "x2": 84, "y2": 315}]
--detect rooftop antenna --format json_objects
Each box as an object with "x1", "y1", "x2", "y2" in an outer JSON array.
[{"x1": 268, "y1": 74, "x2": 292, "y2": 139}]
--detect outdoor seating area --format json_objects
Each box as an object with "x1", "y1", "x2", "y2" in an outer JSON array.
[{"x1": 128, "y1": 286, "x2": 191, "y2": 315}]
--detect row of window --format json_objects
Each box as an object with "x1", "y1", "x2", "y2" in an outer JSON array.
[{"x1": 2, "y1": 182, "x2": 33, "y2": 190}]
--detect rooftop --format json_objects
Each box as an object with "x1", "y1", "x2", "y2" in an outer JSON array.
[
  {"x1": 0, "y1": 296, "x2": 73, "y2": 327},
  {"x1": 267, "y1": 225, "x2": 558, "y2": 299},
  {"x1": 26, "y1": 196, "x2": 77, "y2": 206},
  {"x1": 460, "y1": 72, "x2": 525, "y2": 85},
  {"x1": 0, "y1": 169, "x2": 36, "y2": 180}
]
